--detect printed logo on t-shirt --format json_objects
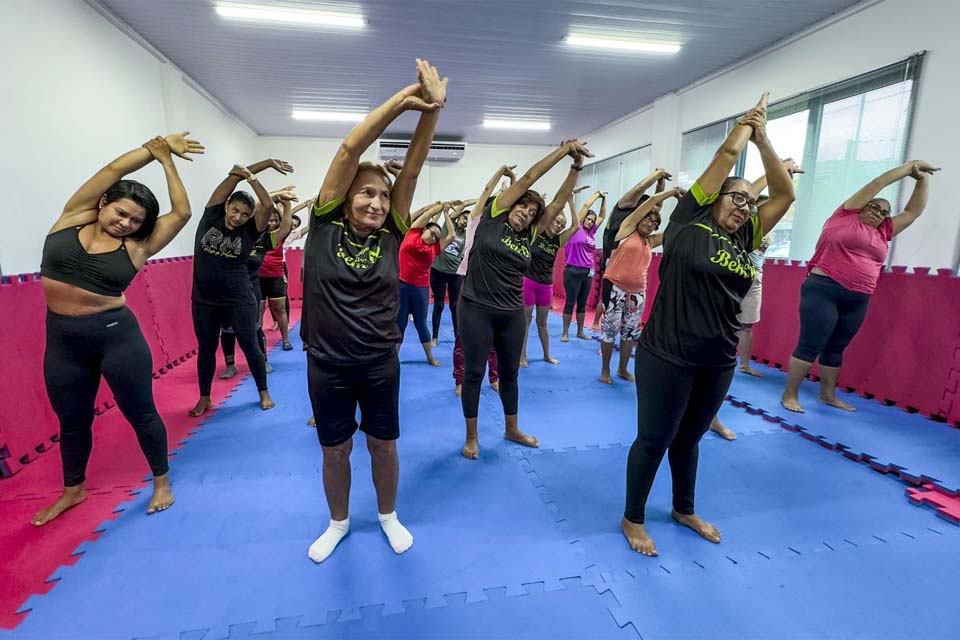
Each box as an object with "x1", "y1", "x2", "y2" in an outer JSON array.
[
  {"x1": 334, "y1": 221, "x2": 385, "y2": 270},
  {"x1": 200, "y1": 227, "x2": 243, "y2": 259},
  {"x1": 695, "y1": 223, "x2": 757, "y2": 280},
  {"x1": 501, "y1": 234, "x2": 531, "y2": 258},
  {"x1": 535, "y1": 235, "x2": 558, "y2": 257}
]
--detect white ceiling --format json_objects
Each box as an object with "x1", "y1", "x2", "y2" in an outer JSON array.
[{"x1": 99, "y1": 0, "x2": 864, "y2": 145}]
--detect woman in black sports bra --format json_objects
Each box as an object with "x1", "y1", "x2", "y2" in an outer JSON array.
[{"x1": 34, "y1": 133, "x2": 204, "y2": 527}]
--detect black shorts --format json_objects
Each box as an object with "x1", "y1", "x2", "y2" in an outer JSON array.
[
  {"x1": 307, "y1": 350, "x2": 400, "y2": 447},
  {"x1": 260, "y1": 276, "x2": 287, "y2": 300}
]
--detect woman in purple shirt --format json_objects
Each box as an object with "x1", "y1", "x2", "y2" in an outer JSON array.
[{"x1": 560, "y1": 191, "x2": 606, "y2": 341}]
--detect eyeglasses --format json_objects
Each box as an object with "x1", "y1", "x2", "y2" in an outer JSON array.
[
  {"x1": 864, "y1": 202, "x2": 891, "y2": 217},
  {"x1": 720, "y1": 191, "x2": 758, "y2": 212}
]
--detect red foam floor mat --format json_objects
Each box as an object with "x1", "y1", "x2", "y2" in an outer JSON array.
[{"x1": 0, "y1": 306, "x2": 300, "y2": 630}]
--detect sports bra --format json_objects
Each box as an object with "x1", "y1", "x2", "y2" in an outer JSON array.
[{"x1": 40, "y1": 225, "x2": 138, "y2": 297}]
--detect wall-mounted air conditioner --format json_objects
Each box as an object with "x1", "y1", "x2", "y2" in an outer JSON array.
[{"x1": 378, "y1": 139, "x2": 466, "y2": 163}]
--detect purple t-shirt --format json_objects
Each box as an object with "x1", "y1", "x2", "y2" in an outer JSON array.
[{"x1": 565, "y1": 226, "x2": 597, "y2": 269}]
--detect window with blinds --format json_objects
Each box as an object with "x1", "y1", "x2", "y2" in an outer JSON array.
[{"x1": 575, "y1": 145, "x2": 652, "y2": 249}]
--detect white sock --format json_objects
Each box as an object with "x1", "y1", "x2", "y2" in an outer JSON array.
[
  {"x1": 378, "y1": 511, "x2": 414, "y2": 554},
  {"x1": 307, "y1": 518, "x2": 349, "y2": 563}
]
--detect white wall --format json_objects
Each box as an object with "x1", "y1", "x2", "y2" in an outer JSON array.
[
  {"x1": 251, "y1": 137, "x2": 569, "y2": 213},
  {"x1": 579, "y1": 0, "x2": 960, "y2": 269},
  {"x1": 0, "y1": 0, "x2": 254, "y2": 276}
]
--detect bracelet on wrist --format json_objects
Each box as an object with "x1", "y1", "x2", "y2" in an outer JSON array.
[{"x1": 572, "y1": 165, "x2": 582, "y2": 172}]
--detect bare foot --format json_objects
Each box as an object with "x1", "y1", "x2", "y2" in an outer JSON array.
[
  {"x1": 710, "y1": 421, "x2": 737, "y2": 441},
  {"x1": 189, "y1": 397, "x2": 213, "y2": 417},
  {"x1": 259, "y1": 390, "x2": 276, "y2": 411},
  {"x1": 621, "y1": 518, "x2": 657, "y2": 556},
  {"x1": 672, "y1": 510, "x2": 721, "y2": 543},
  {"x1": 505, "y1": 428, "x2": 538, "y2": 448},
  {"x1": 490, "y1": 381, "x2": 500, "y2": 394},
  {"x1": 147, "y1": 475, "x2": 174, "y2": 514},
  {"x1": 219, "y1": 365, "x2": 238, "y2": 380},
  {"x1": 616, "y1": 370, "x2": 635, "y2": 382},
  {"x1": 576, "y1": 332, "x2": 591, "y2": 340},
  {"x1": 519, "y1": 357, "x2": 529, "y2": 368},
  {"x1": 590, "y1": 324, "x2": 601, "y2": 332},
  {"x1": 32, "y1": 486, "x2": 87, "y2": 526},
  {"x1": 428, "y1": 358, "x2": 441, "y2": 367},
  {"x1": 780, "y1": 394, "x2": 804, "y2": 413},
  {"x1": 739, "y1": 365, "x2": 764, "y2": 378},
  {"x1": 269, "y1": 323, "x2": 279, "y2": 332},
  {"x1": 560, "y1": 334, "x2": 570, "y2": 343},
  {"x1": 818, "y1": 394, "x2": 856, "y2": 411},
  {"x1": 431, "y1": 339, "x2": 438, "y2": 348},
  {"x1": 544, "y1": 356, "x2": 559, "y2": 365},
  {"x1": 307, "y1": 416, "x2": 316, "y2": 427},
  {"x1": 599, "y1": 372, "x2": 613, "y2": 384},
  {"x1": 455, "y1": 384, "x2": 462, "y2": 397},
  {"x1": 462, "y1": 438, "x2": 479, "y2": 460}
]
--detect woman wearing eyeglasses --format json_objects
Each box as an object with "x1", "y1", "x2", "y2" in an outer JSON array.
[
  {"x1": 622, "y1": 93, "x2": 796, "y2": 557},
  {"x1": 780, "y1": 160, "x2": 939, "y2": 414},
  {"x1": 397, "y1": 202, "x2": 456, "y2": 365}
]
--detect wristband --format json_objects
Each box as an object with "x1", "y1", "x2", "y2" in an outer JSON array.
[{"x1": 572, "y1": 165, "x2": 582, "y2": 172}]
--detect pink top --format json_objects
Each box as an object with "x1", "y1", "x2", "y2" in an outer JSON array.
[
  {"x1": 457, "y1": 214, "x2": 482, "y2": 277},
  {"x1": 604, "y1": 232, "x2": 653, "y2": 294},
  {"x1": 564, "y1": 226, "x2": 597, "y2": 269},
  {"x1": 807, "y1": 205, "x2": 894, "y2": 294}
]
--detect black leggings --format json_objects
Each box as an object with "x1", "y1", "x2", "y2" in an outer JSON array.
[
  {"x1": 44, "y1": 307, "x2": 169, "y2": 486},
  {"x1": 562, "y1": 265, "x2": 592, "y2": 315},
  {"x1": 220, "y1": 322, "x2": 266, "y2": 365},
  {"x1": 193, "y1": 302, "x2": 268, "y2": 396},
  {"x1": 792, "y1": 274, "x2": 870, "y2": 368},
  {"x1": 430, "y1": 269, "x2": 462, "y2": 340},
  {"x1": 625, "y1": 346, "x2": 735, "y2": 523},
  {"x1": 459, "y1": 297, "x2": 525, "y2": 419}
]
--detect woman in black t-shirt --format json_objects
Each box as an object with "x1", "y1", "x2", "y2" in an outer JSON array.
[
  {"x1": 459, "y1": 139, "x2": 592, "y2": 460},
  {"x1": 301, "y1": 59, "x2": 447, "y2": 563},
  {"x1": 622, "y1": 94, "x2": 796, "y2": 557},
  {"x1": 188, "y1": 159, "x2": 293, "y2": 417}
]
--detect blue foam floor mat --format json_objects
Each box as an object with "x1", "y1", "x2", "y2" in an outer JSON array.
[
  {"x1": 727, "y1": 364, "x2": 960, "y2": 492},
  {"x1": 8, "y1": 309, "x2": 960, "y2": 639}
]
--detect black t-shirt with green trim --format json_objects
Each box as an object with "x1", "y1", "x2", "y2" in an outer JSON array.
[
  {"x1": 525, "y1": 232, "x2": 560, "y2": 285},
  {"x1": 602, "y1": 204, "x2": 634, "y2": 264},
  {"x1": 192, "y1": 203, "x2": 263, "y2": 306},
  {"x1": 462, "y1": 196, "x2": 537, "y2": 310},
  {"x1": 301, "y1": 196, "x2": 409, "y2": 364},
  {"x1": 638, "y1": 182, "x2": 763, "y2": 369}
]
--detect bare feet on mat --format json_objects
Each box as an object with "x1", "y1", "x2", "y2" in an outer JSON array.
[
  {"x1": 259, "y1": 390, "x2": 276, "y2": 411},
  {"x1": 32, "y1": 486, "x2": 87, "y2": 526},
  {"x1": 505, "y1": 428, "x2": 538, "y2": 448},
  {"x1": 818, "y1": 394, "x2": 856, "y2": 411},
  {"x1": 590, "y1": 324, "x2": 601, "y2": 332},
  {"x1": 599, "y1": 372, "x2": 613, "y2": 384},
  {"x1": 545, "y1": 356, "x2": 559, "y2": 365},
  {"x1": 780, "y1": 394, "x2": 804, "y2": 413},
  {"x1": 189, "y1": 396, "x2": 213, "y2": 417},
  {"x1": 616, "y1": 369, "x2": 635, "y2": 382},
  {"x1": 431, "y1": 339, "x2": 438, "y2": 348},
  {"x1": 709, "y1": 419, "x2": 737, "y2": 441},
  {"x1": 428, "y1": 358, "x2": 441, "y2": 367},
  {"x1": 739, "y1": 364, "x2": 764, "y2": 378},
  {"x1": 455, "y1": 384, "x2": 462, "y2": 397},
  {"x1": 560, "y1": 334, "x2": 570, "y2": 343},
  {"x1": 490, "y1": 381, "x2": 500, "y2": 394},
  {"x1": 519, "y1": 357, "x2": 529, "y2": 368},
  {"x1": 147, "y1": 475, "x2": 174, "y2": 514},
  {"x1": 576, "y1": 332, "x2": 591, "y2": 340},
  {"x1": 218, "y1": 365, "x2": 238, "y2": 380},
  {"x1": 621, "y1": 518, "x2": 657, "y2": 556},
  {"x1": 307, "y1": 416, "x2": 316, "y2": 427},
  {"x1": 462, "y1": 437, "x2": 479, "y2": 460},
  {"x1": 672, "y1": 510, "x2": 721, "y2": 543},
  {"x1": 269, "y1": 323, "x2": 278, "y2": 332}
]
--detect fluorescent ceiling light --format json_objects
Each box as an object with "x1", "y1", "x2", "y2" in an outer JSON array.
[
  {"x1": 292, "y1": 110, "x2": 367, "y2": 122},
  {"x1": 483, "y1": 119, "x2": 551, "y2": 131},
  {"x1": 566, "y1": 34, "x2": 681, "y2": 54},
  {"x1": 215, "y1": 3, "x2": 365, "y2": 29}
]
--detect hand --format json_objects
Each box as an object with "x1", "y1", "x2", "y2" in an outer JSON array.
[
  {"x1": 400, "y1": 59, "x2": 447, "y2": 112},
  {"x1": 653, "y1": 168, "x2": 673, "y2": 181},
  {"x1": 564, "y1": 139, "x2": 593, "y2": 162},
  {"x1": 672, "y1": 186, "x2": 687, "y2": 199},
  {"x1": 143, "y1": 136, "x2": 173, "y2": 164},
  {"x1": 739, "y1": 110, "x2": 768, "y2": 145},
  {"x1": 163, "y1": 131, "x2": 205, "y2": 161},
  {"x1": 501, "y1": 164, "x2": 517, "y2": 183},
  {"x1": 908, "y1": 160, "x2": 940, "y2": 179},
  {"x1": 573, "y1": 185, "x2": 591, "y2": 194},
  {"x1": 230, "y1": 164, "x2": 254, "y2": 181},
  {"x1": 598, "y1": 191, "x2": 608, "y2": 198},
  {"x1": 782, "y1": 158, "x2": 805, "y2": 175},
  {"x1": 273, "y1": 190, "x2": 298, "y2": 203},
  {"x1": 384, "y1": 159, "x2": 404, "y2": 177},
  {"x1": 267, "y1": 159, "x2": 294, "y2": 175}
]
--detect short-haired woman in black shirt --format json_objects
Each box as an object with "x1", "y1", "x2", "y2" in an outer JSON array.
[
  {"x1": 301, "y1": 59, "x2": 447, "y2": 563},
  {"x1": 188, "y1": 159, "x2": 293, "y2": 417},
  {"x1": 34, "y1": 132, "x2": 204, "y2": 526},
  {"x1": 459, "y1": 139, "x2": 592, "y2": 460},
  {"x1": 622, "y1": 94, "x2": 796, "y2": 556}
]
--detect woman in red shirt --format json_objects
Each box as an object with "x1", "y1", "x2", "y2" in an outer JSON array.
[
  {"x1": 781, "y1": 160, "x2": 939, "y2": 413},
  {"x1": 259, "y1": 200, "x2": 296, "y2": 350},
  {"x1": 398, "y1": 203, "x2": 455, "y2": 365}
]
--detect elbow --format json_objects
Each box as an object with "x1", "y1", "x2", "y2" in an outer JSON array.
[
  {"x1": 716, "y1": 144, "x2": 740, "y2": 164},
  {"x1": 177, "y1": 208, "x2": 193, "y2": 221}
]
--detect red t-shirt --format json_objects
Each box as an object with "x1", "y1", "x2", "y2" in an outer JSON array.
[
  {"x1": 807, "y1": 206, "x2": 893, "y2": 294},
  {"x1": 259, "y1": 245, "x2": 285, "y2": 278},
  {"x1": 399, "y1": 228, "x2": 441, "y2": 287}
]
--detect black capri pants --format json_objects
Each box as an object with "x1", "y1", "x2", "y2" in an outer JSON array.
[
  {"x1": 430, "y1": 268, "x2": 462, "y2": 341},
  {"x1": 193, "y1": 302, "x2": 269, "y2": 396},
  {"x1": 562, "y1": 265, "x2": 592, "y2": 315},
  {"x1": 459, "y1": 297, "x2": 525, "y2": 419},
  {"x1": 792, "y1": 274, "x2": 870, "y2": 368},
  {"x1": 625, "y1": 346, "x2": 734, "y2": 524},
  {"x1": 44, "y1": 307, "x2": 169, "y2": 487}
]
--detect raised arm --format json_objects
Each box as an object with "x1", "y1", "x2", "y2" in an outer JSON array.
[
  {"x1": 471, "y1": 165, "x2": 516, "y2": 218},
  {"x1": 541, "y1": 163, "x2": 581, "y2": 232},
  {"x1": 273, "y1": 190, "x2": 298, "y2": 245},
  {"x1": 138, "y1": 137, "x2": 194, "y2": 260},
  {"x1": 499, "y1": 139, "x2": 592, "y2": 210},
  {"x1": 411, "y1": 202, "x2": 445, "y2": 228},
  {"x1": 892, "y1": 163, "x2": 939, "y2": 236},
  {"x1": 577, "y1": 190, "x2": 604, "y2": 223},
  {"x1": 617, "y1": 169, "x2": 670, "y2": 210},
  {"x1": 615, "y1": 187, "x2": 684, "y2": 242},
  {"x1": 596, "y1": 192, "x2": 608, "y2": 224},
  {"x1": 697, "y1": 93, "x2": 769, "y2": 196},
  {"x1": 845, "y1": 160, "x2": 939, "y2": 211},
  {"x1": 439, "y1": 210, "x2": 457, "y2": 250},
  {"x1": 752, "y1": 159, "x2": 803, "y2": 196},
  {"x1": 743, "y1": 113, "x2": 796, "y2": 235},
  {"x1": 206, "y1": 158, "x2": 293, "y2": 209}
]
